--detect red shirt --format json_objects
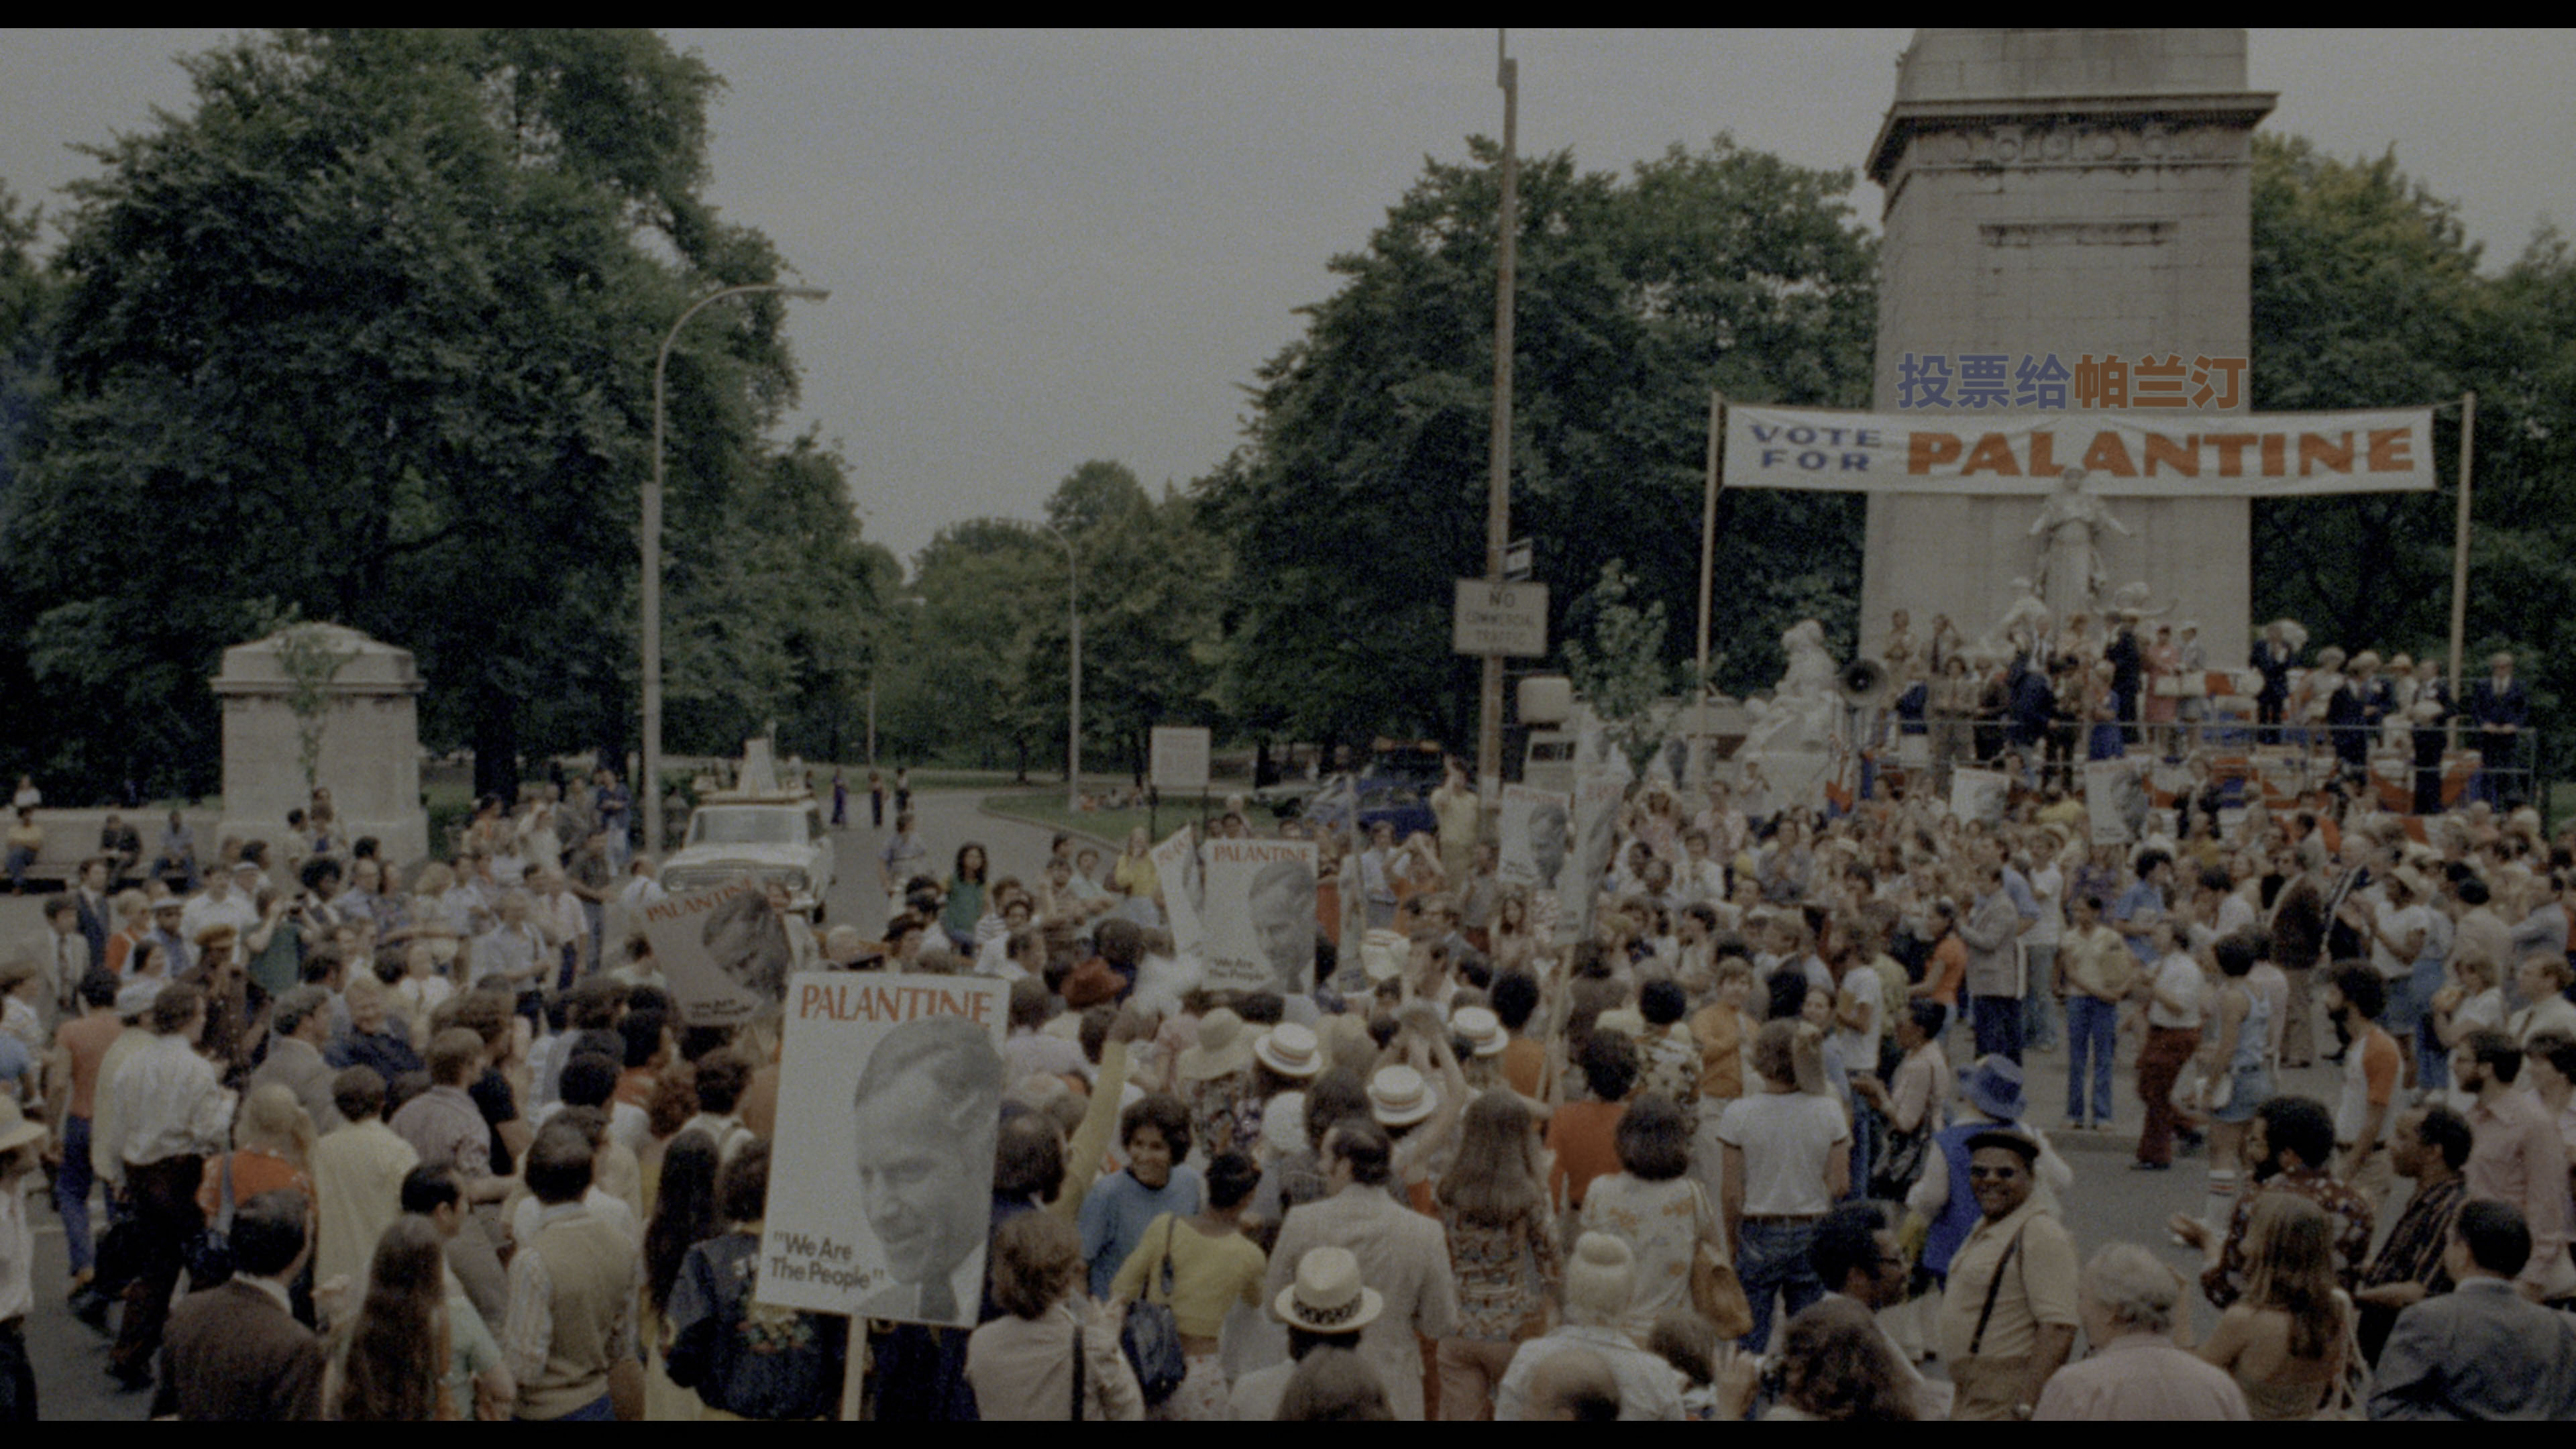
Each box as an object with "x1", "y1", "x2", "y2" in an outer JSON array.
[{"x1": 1547, "y1": 1099, "x2": 1625, "y2": 1212}]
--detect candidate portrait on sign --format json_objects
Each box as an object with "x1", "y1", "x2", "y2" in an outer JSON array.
[
  {"x1": 1526, "y1": 798, "x2": 1569, "y2": 890},
  {"x1": 1248, "y1": 856, "x2": 1316, "y2": 996},
  {"x1": 852, "y1": 1013, "x2": 1002, "y2": 1325},
  {"x1": 703, "y1": 885, "x2": 794, "y2": 1004}
]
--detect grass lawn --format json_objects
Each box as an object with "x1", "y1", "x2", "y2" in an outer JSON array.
[{"x1": 979, "y1": 787, "x2": 1221, "y2": 849}]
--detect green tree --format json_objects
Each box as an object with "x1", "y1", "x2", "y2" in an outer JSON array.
[
  {"x1": 1562, "y1": 561, "x2": 1680, "y2": 770},
  {"x1": 1201, "y1": 136, "x2": 1875, "y2": 757},
  {"x1": 2247, "y1": 133, "x2": 2575, "y2": 760},
  {"x1": 1, "y1": 30, "x2": 853, "y2": 799}
]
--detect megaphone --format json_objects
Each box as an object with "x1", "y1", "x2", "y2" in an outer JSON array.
[{"x1": 1838, "y1": 658, "x2": 1891, "y2": 709}]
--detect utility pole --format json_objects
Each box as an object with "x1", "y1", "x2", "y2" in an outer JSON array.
[{"x1": 1477, "y1": 31, "x2": 1518, "y2": 802}]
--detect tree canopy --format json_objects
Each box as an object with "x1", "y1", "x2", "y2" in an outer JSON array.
[
  {"x1": 0, "y1": 29, "x2": 871, "y2": 798},
  {"x1": 1198, "y1": 136, "x2": 1877, "y2": 755}
]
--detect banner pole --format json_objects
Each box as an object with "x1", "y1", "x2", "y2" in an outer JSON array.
[
  {"x1": 839, "y1": 1318, "x2": 867, "y2": 1419},
  {"x1": 1694, "y1": 392, "x2": 1726, "y2": 788},
  {"x1": 2445, "y1": 390, "x2": 2477, "y2": 707}
]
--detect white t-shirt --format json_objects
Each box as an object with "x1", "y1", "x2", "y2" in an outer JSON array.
[
  {"x1": 2027, "y1": 864, "x2": 2065, "y2": 949},
  {"x1": 2147, "y1": 952, "x2": 2206, "y2": 1030},
  {"x1": 1834, "y1": 969, "x2": 1884, "y2": 1073},
  {"x1": 1714, "y1": 1091, "x2": 1849, "y2": 1216},
  {"x1": 2372, "y1": 902, "x2": 2432, "y2": 979}
]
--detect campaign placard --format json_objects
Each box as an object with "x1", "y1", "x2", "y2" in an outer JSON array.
[
  {"x1": 641, "y1": 879, "x2": 793, "y2": 1026},
  {"x1": 755, "y1": 973, "x2": 1007, "y2": 1327},
  {"x1": 2085, "y1": 759, "x2": 2150, "y2": 845},
  {"x1": 1152, "y1": 825, "x2": 1205, "y2": 960},
  {"x1": 1497, "y1": 784, "x2": 1570, "y2": 892},
  {"x1": 1949, "y1": 767, "x2": 2010, "y2": 827},
  {"x1": 1200, "y1": 838, "x2": 1316, "y2": 994}
]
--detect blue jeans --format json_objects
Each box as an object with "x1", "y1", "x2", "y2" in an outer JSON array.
[
  {"x1": 1735, "y1": 1218, "x2": 1824, "y2": 1352},
  {"x1": 2065, "y1": 997, "x2": 2119, "y2": 1125},
  {"x1": 525, "y1": 1392, "x2": 616, "y2": 1422},
  {"x1": 56, "y1": 1115, "x2": 95, "y2": 1274},
  {"x1": 2022, "y1": 947, "x2": 2059, "y2": 1051}
]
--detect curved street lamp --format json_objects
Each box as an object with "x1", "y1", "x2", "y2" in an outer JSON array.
[{"x1": 643, "y1": 282, "x2": 829, "y2": 855}]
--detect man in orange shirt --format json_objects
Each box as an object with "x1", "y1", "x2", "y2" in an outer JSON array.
[
  {"x1": 46, "y1": 969, "x2": 128, "y2": 1297},
  {"x1": 1546, "y1": 1034, "x2": 1637, "y2": 1215}
]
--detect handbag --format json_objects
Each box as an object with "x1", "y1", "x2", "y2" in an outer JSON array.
[
  {"x1": 184, "y1": 1151, "x2": 237, "y2": 1289},
  {"x1": 1686, "y1": 1184, "x2": 1754, "y2": 1340},
  {"x1": 1119, "y1": 1216, "x2": 1188, "y2": 1406},
  {"x1": 1871, "y1": 1125, "x2": 1933, "y2": 1201}
]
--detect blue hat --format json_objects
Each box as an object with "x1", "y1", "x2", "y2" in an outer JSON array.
[{"x1": 1957, "y1": 1055, "x2": 2026, "y2": 1121}]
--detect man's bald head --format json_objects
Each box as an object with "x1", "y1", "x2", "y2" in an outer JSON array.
[{"x1": 1525, "y1": 1346, "x2": 1621, "y2": 1422}]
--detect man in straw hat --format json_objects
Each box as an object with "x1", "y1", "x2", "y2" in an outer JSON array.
[
  {"x1": 1493, "y1": 1232, "x2": 1684, "y2": 1420},
  {"x1": 1230, "y1": 1244, "x2": 1385, "y2": 1419},
  {"x1": 1263, "y1": 1118, "x2": 1457, "y2": 1419},
  {"x1": 0, "y1": 1090, "x2": 50, "y2": 1417}
]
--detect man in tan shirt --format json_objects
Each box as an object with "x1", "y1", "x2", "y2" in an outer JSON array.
[
  {"x1": 2056, "y1": 895, "x2": 2135, "y2": 1131},
  {"x1": 1938, "y1": 1128, "x2": 2079, "y2": 1419}
]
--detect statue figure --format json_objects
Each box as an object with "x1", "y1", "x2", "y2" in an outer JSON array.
[
  {"x1": 1734, "y1": 620, "x2": 1843, "y2": 812},
  {"x1": 2029, "y1": 466, "x2": 2129, "y2": 623}
]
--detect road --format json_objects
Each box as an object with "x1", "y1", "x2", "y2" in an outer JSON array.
[{"x1": 0, "y1": 798, "x2": 2352, "y2": 1411}]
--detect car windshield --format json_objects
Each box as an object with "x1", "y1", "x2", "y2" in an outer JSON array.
[{"x1": 688, "y1": 808, "x2": 804, "y2": 847}]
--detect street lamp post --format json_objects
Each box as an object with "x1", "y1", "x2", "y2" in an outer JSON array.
[
  {"x1": 644, "y1": 282, "x2": 828, "y2": 857},
  {"x1": 1041, "y1": 524, "x2": 1081, "y2": 816}
]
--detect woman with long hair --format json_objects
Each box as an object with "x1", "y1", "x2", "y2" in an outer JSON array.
[
  {"x1": 2197, "y1": 1192, "x2": 2349, "y2": 1419},
  {"x1": 1432, "y1": 1090, "x2": 1562, "y2": 1420},
  {"x1": 332, "y1": 1217, "x2": 451, "y2": 1419},
  {"x1": 1112, "y1": 826, "x2": 1160, "y2": 904},
  {"x1": 641, "y1": 1131, "x2": 724, "y2": 1420},
  {"x1": 1491, "y1": 888, "x2": 1538, "y2": 979},
  {"x1": 666, "y1": 1138, "x2": 848, "y2": 1419},
  {"x1": 941, "y1": 843, "x2": 990, "y2": 955},
  {"x1": 1580, "y1": 1093, "x2": 1717, "y2": 1344},
  {"x1": 1724, "y1": 1295, "x2": 1918, "y2": 1420}
]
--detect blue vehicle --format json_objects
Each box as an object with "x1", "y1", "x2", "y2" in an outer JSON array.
[{"x1": 1301, "y1": 772, "x2": 1438, "y2": 842}]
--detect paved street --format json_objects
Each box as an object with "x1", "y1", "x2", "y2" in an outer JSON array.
[{"x1": 0, "y1": 798, "x2": 2357, "y2": 1411}]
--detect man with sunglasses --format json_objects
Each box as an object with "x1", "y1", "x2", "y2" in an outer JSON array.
[{"x1": 1937, "y1": 1127, "x2": 2079, "y2": 1420}]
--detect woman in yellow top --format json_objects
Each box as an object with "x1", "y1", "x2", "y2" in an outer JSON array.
[
  {"x1": 1110, "y1": 1152, "x2": 1267, "y2": 1421},
  {"x1": 1112, "y1": 826, "x2": 1160, "y2": 902}
]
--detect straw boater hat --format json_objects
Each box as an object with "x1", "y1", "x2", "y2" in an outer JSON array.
[
  {"x1": 1450, "y1": 1006, "x2": 1509, "y2": 1059},
  {"x1": 0, "y1": 1097, "x2": 46, "y2": 1156},
  {"x1": 1274, "y1": 1246, "x2": 1383, "y2": 1334},
  {"x1": 1177, "y1": 1008, "x2": 1252, "y2": 1082},
  {"x1": 1252, "y1": 1022, "x2": 1324, "y2": 1079},
  {"x1": 1368, "y1": 1065, "x2": 1438, "y2": 1128}
]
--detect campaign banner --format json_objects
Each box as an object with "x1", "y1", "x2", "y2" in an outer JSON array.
[
  {"x1": 757, "y1": 973, "x2": 1007, "y2": 1326},
  {"x1": 641, "y1": 879, "x2": 794, "y2": 1026},
  {"x1": 1949, "y1": 767, "x2": 2010, "y2": 826},
  {"x1": 1201, "y1": 839, "x2": 1317, "y2": 994},
  {"x1": 1723, "y1": 405, "x2": 2436, "y2": 497},
  {"x1": 1152, "y1": 825, "x2": 1205, "y2": 960},
  {"x1": 1497, "y1": 784, "x2": 1570, "y2": 892},
  {"x1": 2084, "y1": 759, "x2": 2150, "y2": 846},
  {"x1": 1558, "y1": 762, "x2": 1630, "y2": 945}
]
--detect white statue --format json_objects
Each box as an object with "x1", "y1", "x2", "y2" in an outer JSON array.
[
  {"x1": 2029, "y1": 466, "x2": 2128, "y2": 623},
  {"x1": 1735, "y1": 620, "x2": 1842, "y2": 811}
]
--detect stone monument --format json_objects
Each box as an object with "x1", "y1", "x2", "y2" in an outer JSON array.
[
  {"x1": 212, "y1": 623, "x2": 430, "y2": 867},
  {"x1": 1861, "y1": 29, "x2": 2275, "y2": 655}
]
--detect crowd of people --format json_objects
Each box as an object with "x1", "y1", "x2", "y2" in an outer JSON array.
[
  {"x1": 8, "y1": 718, "x2": 2576, "y2": 1421},
  {"x1": 1879, "y1": 608, "x2": 2536, "y2": 814}
]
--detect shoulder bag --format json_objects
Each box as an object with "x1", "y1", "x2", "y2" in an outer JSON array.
[
  {"x1": 1120, "y1": 1214, "x2": 1188, "y2": 1406},
  {"x1": 1686, "y1": 1182, "x2": 1754, "y2": 1340}
]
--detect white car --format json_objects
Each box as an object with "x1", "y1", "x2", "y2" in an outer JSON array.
[{"x1": 660, "y1": 794, "x2": 836, "y2": 916}]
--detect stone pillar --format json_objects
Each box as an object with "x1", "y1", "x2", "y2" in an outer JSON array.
[
  {"x1": 1862, "y1": 29, "x2": 2275, "y2": 657},
  {"x1": 212, "y1": 624, "x2": 431, "y2": 869}
]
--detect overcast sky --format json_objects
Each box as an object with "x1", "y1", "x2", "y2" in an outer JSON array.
[{"x1": 4, "y1": 29, "x2": 2567, "y2": 570}]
